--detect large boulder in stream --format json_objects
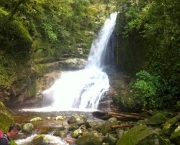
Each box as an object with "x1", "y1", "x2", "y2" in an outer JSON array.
[
  {"x1": 32, "y1": 134, "x2": 49, "y2": 145},
  {"x1": 116, "y1": 125, "x2": 169, "y2": 145},
  {"x1": 22, "y1": 123, "x2": 34, "y2": 134}
]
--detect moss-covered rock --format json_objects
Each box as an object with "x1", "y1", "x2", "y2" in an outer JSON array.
[
  {"x1": 30, "y1": 117, "x2": 43, "y2": 122},
  {"x1": 32, "y1": 134, "x2": 49, "y2": 145},
  {"x1": 0, "y1": 102, "x2": 15, "y2": 132},
  {"x1": 147, "y1": 113, "x2": 167, "y2": 125},
  {"x1": 75, "y1": 131, "x2": 103, "y2": 145},
  {"x1": 116, "y1": 125, "x2": 168, "y2": 145},
  {"x1": 100, "y1": 117, "x2": 119, "y2": 135},
  {"x1": 22, "y1": 123, "x2": 34, "y2": 134}
]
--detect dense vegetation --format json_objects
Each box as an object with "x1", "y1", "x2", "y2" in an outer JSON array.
[{"x1": 114, "y1": 0, "x2": 180, "y2": 110}]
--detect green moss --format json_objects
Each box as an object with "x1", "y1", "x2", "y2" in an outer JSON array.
[
  {"x1": 116, "y1": 125, "x2": 167, "y2": 145},
  {"x1": 28, "y1": 83, "x2": 37, "y2": 97},
  {"x1": 0, "y1": 102, "x2": 15, "y2": 132},
  {"x1": 75, "y1": 132, "x2": 103, "y2": 145},
  {"x1": 170, "y1": 129, "x2": 180, "y2": 145},
  {"x1": 163, "y1": 113, "x2": 180, "y2": 131},
  {"x1": 10, "y1": 140, "x2": 18, "y2": 145},
  {"x1": 35, "y1": 64, "x2": 49, "y2": 77},
  {"x1": 0, "y1": 7, "x2": 8, "y2": 15},
  {"x1": 170, "y1": 130, "x2": 180, "y2": 139},
  {"x1": 148, "y1": 113, "x2": 166, "y2": 124},
  {"x1": 100, "y1": 117, "x2": 118, "y2": 135},
  {"x1": 116, "y1": 125, "x2": 152, "y2": 145}
]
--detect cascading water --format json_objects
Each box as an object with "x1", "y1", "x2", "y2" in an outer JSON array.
[{"x1": 39, "y1": 13, "x2": 117, "y2": 111}]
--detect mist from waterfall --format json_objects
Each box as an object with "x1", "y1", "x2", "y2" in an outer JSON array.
[{"x1": 23, "y1": 13, "x2": 117, "y2": 112}]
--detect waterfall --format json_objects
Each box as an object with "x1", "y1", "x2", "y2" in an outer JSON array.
[
  {"x1": 29, "y1": 13, "x2": 117, "y2": 112},
  {"x1": 86, "y1": 13, "x2": 117, "y2": 69}
]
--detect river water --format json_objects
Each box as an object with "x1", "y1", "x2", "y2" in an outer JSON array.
[{"x1": 14, "y1": 12, "x2": 117, "y2": 144}]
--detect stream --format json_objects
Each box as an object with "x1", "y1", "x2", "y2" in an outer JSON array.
[{"x1": 13, "y1": 110, "x2": 105, "y2": 145}]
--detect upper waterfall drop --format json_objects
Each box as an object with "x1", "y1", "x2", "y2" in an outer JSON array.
[
  {"x1": 37, "y1": 13, "x2": 118, "y2": 111},
  {"x1": 86, "y1": 13, "x2": 117, "y2": 69}
]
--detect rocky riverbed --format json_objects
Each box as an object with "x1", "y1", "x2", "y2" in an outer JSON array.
[{"x1": 11, "y1": 108, "x2": 180, "y2": 145}]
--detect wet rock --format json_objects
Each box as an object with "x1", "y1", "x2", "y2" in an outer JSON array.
[
  {"x1": 65, "y1": 138, "x2": 75, "y2": 144},
  {"x1": 68, "y1": 124, "x2": 79, "y2": 131},
  {"x1": 75, "y1": 131, "x2": 104, "y2": 145},
  {"x1": 85, "y1": 121, "x2": 103, "y2": 130},
  {"x1": 30, "y1": 117, "x2": 43, "y2": 122},
  {"x1": 22, "y1": 123, "x2": 34, "y2": 134},
  {"x1": 116, "y1": 125, "x2": 169, "y2": 145},
  {"x1": 104, "y1": 133, "x2": 117, "y2": 145},
  {"x1": 32, "y1": 134, "x2": 49, "y2": 145},
  {"x1": 117, "y1": 129, "x2": 125, "y2": 138},
  {"x1": 56, "y1": 115, "x2": 66, "y2": 121},
  {"x1": 54, "y1": 131, "x2": 67, "y2": 138},
  {"x1": 147, "y1": 113, "x2": 166, "y2": 125},
  {"x1": 61, "y1": 58, "x2": 86, "y2": 70},
  {"x1": 72, "y1": 128, "x2": 83, "y2": 138},
  {"x1": 100, "y1": 117, "x2": 118, "y2": 135},
  {"x1": 67, "y1": 114, "x2": 87, "y2": 125}
]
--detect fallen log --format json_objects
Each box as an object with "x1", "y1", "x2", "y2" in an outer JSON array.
[
  {"x1": 163, "y1": 112, "x2": 180, "y2": 131},
  {"x1": 92, "y1": 111, "x2": 112, "y2": 120},
  {"x1": 111, "y1": 124, "x2": 133, "y2": 129},
  {"x1": 92, "y1": 111, "x2": 149, "y2": 121}
]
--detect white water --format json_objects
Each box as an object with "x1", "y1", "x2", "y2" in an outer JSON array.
[
  {"x1": 15, "y1": 134, "x2": 69, "y2": 145},
  {"x1": 22, "y1": 13, "x2": 117, "y2": 112}
]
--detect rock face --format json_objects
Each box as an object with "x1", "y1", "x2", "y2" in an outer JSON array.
[{"x1": 116, "y1": 125, "x2": 168, "y2": 145}]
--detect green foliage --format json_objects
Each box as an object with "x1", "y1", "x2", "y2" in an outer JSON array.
[
  {"x1": 0, "y1": 54, "x2": 16, "y2": 89},
  {"x1": 115, "y1": 0, "x2": 180, "y2": 109},
  {"x1": 129, "y1": 70, "x2": 180, "y2": 109},
  {"x1": 0, "y1": 0, "x2": 111, "y2": 89},
  {"x1": 130, "y1": 70, "x2": 159, "y2": 108}
]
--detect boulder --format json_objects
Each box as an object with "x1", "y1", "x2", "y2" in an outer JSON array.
[
  {"x1": 116, "y1": 125, "x2": 168, "y2": 145},
  {"x1": 32, "y1": 134, "x2": 49, "y2": 145},
  {"x1": 67, "y1": 114, "x2": 87, "y2": 125},
  {"x1": 100, "y1": 117, "x2": 118, "y2": 135},
  {"x1": 30, "y1": 117, "x2": 43, "y2": 122},
  {"x1": 61, "y1": 58, "x2": 86, "y2": 70},
  {"x1": 22, "y1": 123, "x2": 34, "y2": 134},
  {"x1": 147, "y1": 113, "x2": 166, "y2": 125},
  {"x1": 75, "y1": 131, "x2": 103, "y2": 145}
]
